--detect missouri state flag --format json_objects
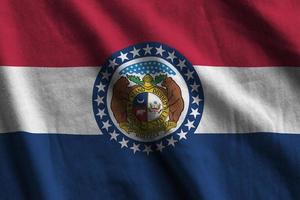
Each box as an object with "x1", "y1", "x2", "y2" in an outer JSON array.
[{"x1": 0, "y1": 1, "x2": 300, "y2": 200}]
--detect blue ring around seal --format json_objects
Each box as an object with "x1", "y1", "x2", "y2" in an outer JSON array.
[{"x1": 92, "y1": 42, "x2": 204, "y2": 154}]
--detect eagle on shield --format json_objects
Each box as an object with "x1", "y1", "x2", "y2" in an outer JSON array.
[{"x1": 111, "y1": 73, "x2": 184, "y2": 139}]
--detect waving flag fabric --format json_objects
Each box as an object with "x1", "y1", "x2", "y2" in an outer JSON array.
[{"x1": 0, "y1": 1, "x2": 300, "y2": 200}]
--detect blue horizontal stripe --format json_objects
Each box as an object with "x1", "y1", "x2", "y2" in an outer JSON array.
[{"x1": 0, "y1": 132, "x2": 299, "y2": 200}]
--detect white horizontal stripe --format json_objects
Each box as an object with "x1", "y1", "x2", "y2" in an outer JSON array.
[
  {"x1": 0, "y1": 67, "x2": 100, "y2": 134},
  {"x1": 196, "y1": 67, "x2": 300, "y2": 134},
  {"x1": 0, "y1": 66, "x2": 299, "y2": 135}
]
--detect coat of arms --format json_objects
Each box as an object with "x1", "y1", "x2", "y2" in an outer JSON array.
[{"x1": 111, "y1": 73, "x2": 184, "y2": 140}]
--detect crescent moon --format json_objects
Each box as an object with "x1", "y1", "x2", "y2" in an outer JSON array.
[{"x1": 137, "y1": 99, "x2": 144, "y2": 104}]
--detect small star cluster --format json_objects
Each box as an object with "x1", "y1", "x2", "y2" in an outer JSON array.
[{"x1": 119, "y1": 61, "x2": 176, "y2": 76}]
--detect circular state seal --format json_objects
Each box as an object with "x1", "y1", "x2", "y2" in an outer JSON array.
[{"x1": 92, "y1": 42, "x2": 204, "y2": 155}]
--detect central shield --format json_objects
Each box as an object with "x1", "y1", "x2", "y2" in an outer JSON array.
[{"x1": 132, "y1": 92, "x2": 163, "y2": 122}]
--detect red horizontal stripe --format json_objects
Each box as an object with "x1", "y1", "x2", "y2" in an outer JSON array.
[{"x1": 1, "y1": 0, "x2": 300, "y2": 67}]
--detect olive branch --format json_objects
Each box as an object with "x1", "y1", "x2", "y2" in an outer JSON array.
[{"x1": 127, "y1": 75, "x2": 143, "y2": 85}]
